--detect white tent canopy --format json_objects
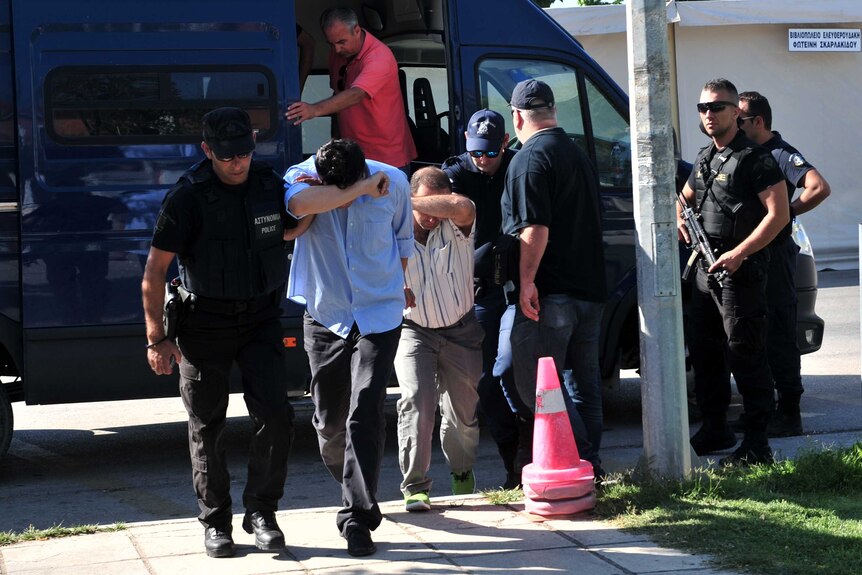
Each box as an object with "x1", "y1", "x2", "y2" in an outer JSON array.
[{"x1": 547, "y1": 0, "x2": 862, "y2": 36}]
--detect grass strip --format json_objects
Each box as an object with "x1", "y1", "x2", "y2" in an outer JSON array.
[
  {"x1": 483, "y1": 487, "x2": 524, "y2": 505},
  {"x1": 596, "y1": 442, "x2": 862, "y2": 575},
  {"x1": 0, "y1": 523, "x2": 125, "y2": 546}
]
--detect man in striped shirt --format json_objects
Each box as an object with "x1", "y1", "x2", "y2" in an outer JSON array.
[{"x1": 395, "y1": 167, "x2": 484, "y2": 512}]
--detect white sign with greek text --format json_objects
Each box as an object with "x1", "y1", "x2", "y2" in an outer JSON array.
[{"x1": 789, "y1": 28, "x2": 861, "y2": 52}]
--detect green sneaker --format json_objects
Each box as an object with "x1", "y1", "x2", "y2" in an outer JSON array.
[
  {"x1": 405, "y1": 491, "x2": 431, "y2": 512},
  {"x1": 451, "y1": 470, "x2": 475, "y2": 495}
]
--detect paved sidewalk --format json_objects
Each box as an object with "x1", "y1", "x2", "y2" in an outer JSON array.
[{"x1": 2, "y1": 493, "x2": 741, "y2": 575}]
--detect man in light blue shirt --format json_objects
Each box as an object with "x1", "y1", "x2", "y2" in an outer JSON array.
[{"x1": 284, "y1": 139, "x2": 413, "y2": 558}]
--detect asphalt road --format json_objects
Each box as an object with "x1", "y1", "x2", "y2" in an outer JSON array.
[{"x1": 1, "y1": 269, "x2": 859, "y2": 535}]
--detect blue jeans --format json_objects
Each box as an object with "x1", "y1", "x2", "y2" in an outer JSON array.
[
  {"x1": 494, "y1": 303, "x2": 532, "y2": 418},
  {"x1": 510, "y1": 294, "x2": 604, "y2": 466},
  {"x1": 474, "y1": 290, "x2": 520, "y2": 449}
]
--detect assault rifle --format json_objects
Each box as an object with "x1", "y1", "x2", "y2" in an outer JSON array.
[{"x1": 677, "y1": 193, "x2": 728, "y2": 288}]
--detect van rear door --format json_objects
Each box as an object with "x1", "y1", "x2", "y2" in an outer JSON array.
[{"x1": 10, "y1": 0, "x2": 304, "y2": 404}]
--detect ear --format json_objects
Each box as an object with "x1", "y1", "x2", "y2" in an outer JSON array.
[
  {"x1": 502, "y1": 134, "x2": 510, "y2": 148},
  {"x1": 201, "y1": 141, "x2": 212, "y2": 158},
  {"x1": 511, "y1": 109, "x2": 523, "y2": 129}
]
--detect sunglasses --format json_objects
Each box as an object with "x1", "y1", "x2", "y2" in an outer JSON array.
[
  {"x1": 739, "y1": 115, "x2": 758, "y2": 123},
  {"x1": 214, "y1": 152, "x2": 252, "y2": 162},
  {"x1": 696, "y1": 101, "x2": 736, "y2": 114},
  {"x1": 469, "y1": 150, "x2": 500, "y2": 159}
]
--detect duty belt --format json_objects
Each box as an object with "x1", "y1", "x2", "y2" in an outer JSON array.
[{"x1": 179, "y1": 287, "x2": 276, "y2": 315}]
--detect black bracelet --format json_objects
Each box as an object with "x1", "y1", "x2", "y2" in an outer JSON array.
[{"x1": 146, "y1": 336, "x2": 168, "y2": 349}]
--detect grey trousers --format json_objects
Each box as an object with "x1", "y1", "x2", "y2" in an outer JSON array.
[{"x1": 394, "y1": 310, "x2": 484, "y2": 497}]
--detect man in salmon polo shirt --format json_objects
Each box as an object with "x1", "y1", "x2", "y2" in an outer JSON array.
[{"x1": 285, "y1": 6, "x2": 417, "y2": 174}]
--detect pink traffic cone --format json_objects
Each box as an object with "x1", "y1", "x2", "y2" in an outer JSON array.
[{"x1": 522, "y1": 357, "x2": 595, "y2": 516}]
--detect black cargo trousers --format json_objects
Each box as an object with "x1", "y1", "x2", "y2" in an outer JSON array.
[
  {"x1": 766, "y1": 234, "x2": 802, "y2": 399},
  {"x1": 689, "y1": 249, "x2": 775, "y2": 438},
  {"x1": 176, "y1": 292, "x2": 295, "y2": 530}
]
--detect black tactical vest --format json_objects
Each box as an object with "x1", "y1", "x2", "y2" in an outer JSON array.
[
  {"x1": 177, "y1": 160, "x2": 286, "y2": 300},
  {"x1": 694, "y1": 133, "x2": 766, "y2": 248}
]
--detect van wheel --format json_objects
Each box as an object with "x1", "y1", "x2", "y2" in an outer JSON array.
[{"x1": 0, "y1": 384, "x2": 12, "y2": 459}]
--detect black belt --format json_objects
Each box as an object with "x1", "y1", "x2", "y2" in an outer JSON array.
[{"x1": 188, "y1": 292, "x2": 276, "y2": 315}]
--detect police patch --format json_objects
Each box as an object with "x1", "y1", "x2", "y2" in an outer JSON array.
[
  {"x1": 154, "y1": 210, "x2": 171, "y2": 234},
  {"x1": 790, "y1": 153, "x2": 806, "y2": 167}
]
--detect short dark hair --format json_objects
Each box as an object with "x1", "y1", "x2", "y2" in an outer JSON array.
[
  {"x1": 320, "y1": 7, "x2": 358, "y2": 31},
  {"x1": 738, "y1": 91, "x2": 773, "y2": 130},
  {"x1": 314, "y1": 139, "x2": 367, "y2": 188},
  {"x1": 410, "y1": 166, "x2": 452, "y2": 196},
  {"x1": 703, "y1": 78, "x2": 739, "y2": 104}
]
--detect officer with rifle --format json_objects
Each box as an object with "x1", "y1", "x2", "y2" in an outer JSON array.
[
  {"x1": 677, "y1": 79, "x2": 789, "y2": 467},
  {"x1": 141, "y1": 107, "x2": 299, "y2": 558}
]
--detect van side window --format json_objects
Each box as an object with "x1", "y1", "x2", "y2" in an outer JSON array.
[
  {"x1": 477, "y1": 58, "x2": 585, "y2": 149},
  {"x1": 46, "y1": 66, "x2": 277, "y2": 145},
  {"x1": 476, "y1": 58, "x2": 630, "y2": 189},
  {"x1": 585, "y1": 77, "x2": 631, "y2": 188}
]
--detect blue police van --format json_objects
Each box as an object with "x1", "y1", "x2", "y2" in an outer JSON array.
[{"x1": 0, "y1": 0, "x2": 823, "y2": 459}]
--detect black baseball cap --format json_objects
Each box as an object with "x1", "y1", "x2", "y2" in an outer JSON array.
[
  {"x1": 510, "y1": 79, "x2": 555, "y2": 110},
  {"x1": 466, "y1": 109, "x2": 505, "y2": 152},
  {"x1": 202, "y1": 107, "x2": 255, "y2": 158}
]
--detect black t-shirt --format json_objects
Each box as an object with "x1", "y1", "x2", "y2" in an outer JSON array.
[
  {"x1": 442, "y1": 149, "x2": 515, "y2": 248},
  {"x1": 502, "y1": 127, "x2": 607, "y2": 302},
  {"x1": 764, "y1": 131, "x2": 813, "y2": 196},
  {"x1": 764, "y1": 131, "x2": 814, "y2": 241}
]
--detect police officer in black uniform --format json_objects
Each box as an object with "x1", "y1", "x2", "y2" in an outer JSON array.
[
  {"x1": 738, "y1": 91, "x2": 831, "y2": 437},
  {"x1": 442, "y1": 109, "x2": 525, "y2": 489},
  {"x1": 142, "y1": 107, "x2": 295, "y2": 558},
  {"x1": 678, "y1": 79, "x2": 789, "y2": 466}
]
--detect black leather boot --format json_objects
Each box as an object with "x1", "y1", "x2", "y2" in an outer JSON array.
[
  {"x1": 242, "y1": 511, "x2": 285, "y2": 551},
  {"x1": 690, "y1": 417, "x2": 736, "y2": 456},
  {"x1": 204, "y1": 525, "x2": 235, "y2": 558},
  {"x1": 767, "y1": 395, "x2": 803, "y2": 437}
]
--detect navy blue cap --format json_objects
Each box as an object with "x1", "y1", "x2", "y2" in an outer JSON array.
[
  {"x1": 202, "y1": 107, "x2": 255, "y2": 158},
  {"x1": 510, "y1": 79, "x2": 555, "y2": 110},
  {"x1": 466, "y1": 109, "x2": 505, "y2": 152}
]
